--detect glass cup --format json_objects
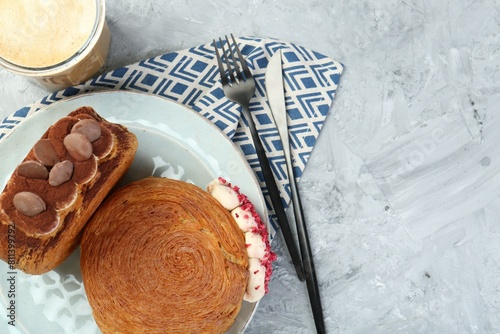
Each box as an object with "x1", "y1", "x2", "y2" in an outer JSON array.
[{"x1": 0, "y1": 0, "x2": 111, "y2": 92}]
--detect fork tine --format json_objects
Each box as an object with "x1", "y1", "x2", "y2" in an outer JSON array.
[
  {"x1": 230, "y1": 34, "x2": 252, "y2": 80},
  {"x1": 219, "y1": 37, "x2": 236, "y2": 84},
  {"x1": 225, "y1": 35, "x2": 244, "y2": 82},
  {"x1": 213, "y1": 39, "x2": 228, "y2": 86}
]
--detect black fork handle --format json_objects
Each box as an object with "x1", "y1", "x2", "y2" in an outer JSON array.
[{"x1": 242, "y1": 105, "x2": 305, "y2": 282}]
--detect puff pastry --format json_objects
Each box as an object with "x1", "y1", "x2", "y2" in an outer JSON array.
[
  {"x1": 80, "y1": 177, "x2": 249, "y2": 334},
  {"x1": 0, "y1": 106, "x2": 138, "y2": 274}
]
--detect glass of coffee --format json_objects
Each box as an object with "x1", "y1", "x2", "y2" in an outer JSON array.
[{"x1": 0, "y1": 0, "x2": 111, "y2": 91}]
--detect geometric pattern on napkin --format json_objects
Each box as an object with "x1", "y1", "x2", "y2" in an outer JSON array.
[{"x1": 0, "y1": 36, "x2": 343, "y2": 233}]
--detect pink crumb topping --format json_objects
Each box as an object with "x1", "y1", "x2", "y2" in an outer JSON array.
[{"x1": 217, "y1": 177, "x2": 277, "y2": 294}]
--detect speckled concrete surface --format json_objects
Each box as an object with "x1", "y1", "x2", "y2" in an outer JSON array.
[{"x1": 1, "y1": 0, "x2": 500, "y2": 333}]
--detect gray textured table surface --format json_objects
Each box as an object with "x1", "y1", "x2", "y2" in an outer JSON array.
[{"x1": 1, "y1": 0, "x2": 500, "y2": 333}]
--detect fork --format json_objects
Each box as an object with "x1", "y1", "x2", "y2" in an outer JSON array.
[{"x1": 213, "y1": 35, "x2": 305, "y2": 281}]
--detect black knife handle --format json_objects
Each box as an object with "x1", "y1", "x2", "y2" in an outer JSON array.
[
  {"x1": 242, "y1": 106, "x2": 305, "y2": 282},
  {"x1": 289, "y1": 164, "x2": 325, "y2": 333}
]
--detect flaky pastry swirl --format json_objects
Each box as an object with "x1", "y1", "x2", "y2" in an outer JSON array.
[{"x1": 80, "y1": 177, "x2": 249, "y2": 334}]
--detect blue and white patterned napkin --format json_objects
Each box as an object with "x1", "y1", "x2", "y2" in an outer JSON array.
[{"x1": 0, "y1": 36, "x2": 343, "y2": 234}]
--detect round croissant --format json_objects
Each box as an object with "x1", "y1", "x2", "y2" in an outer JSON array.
[{"x1": 80, "y1": 177, "x2": 249, "y2": 334}]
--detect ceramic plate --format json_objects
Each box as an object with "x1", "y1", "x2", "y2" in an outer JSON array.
[{"x1": 0, "y1": 90, "x2": 264, "y2": 334}]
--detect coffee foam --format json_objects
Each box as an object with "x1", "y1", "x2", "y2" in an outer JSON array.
[{"x1": 0, "y1": 0, "x2": 97, "y2": 68}]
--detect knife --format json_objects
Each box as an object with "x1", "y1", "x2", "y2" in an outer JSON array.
[{"x1": 265, "y1": 50, "x2": 326, "y2": 334}]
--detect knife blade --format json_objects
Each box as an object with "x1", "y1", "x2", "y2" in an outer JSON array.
[
  {"x1": 265, "y1": 49, "x2": 326, "y2": 334},
  {"x1": 266, "y1": 50, "x2": 291, "y2": 162}
]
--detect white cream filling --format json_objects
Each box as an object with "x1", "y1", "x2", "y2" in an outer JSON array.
[
  {"x1": 244, "y1": 258, "x2": 266, "y2": 303},
  {"x1": 245, "y1": 231, "x2": 267, "y2": 260},
  {"x1": 231, "y1": 206, "x2": 257, "y2": 232},
  {"x1": 207, "y1": 179, "x2": 271, "y2": 303},
  {"x1": 207, "y1": 180, "x2": 241, "y2": 210}
]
